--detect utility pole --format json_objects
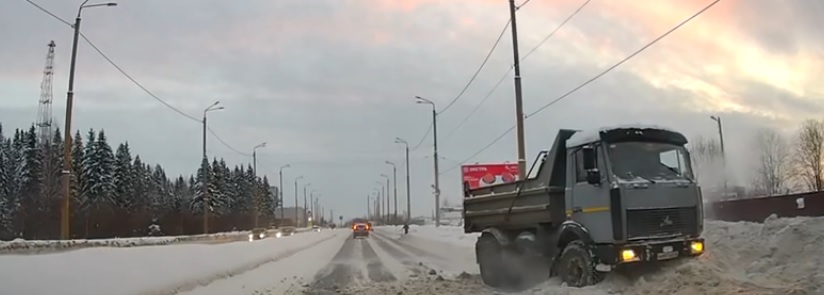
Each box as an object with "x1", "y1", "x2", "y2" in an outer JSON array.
[
  {"x1": 395, "y1": 138, "x2": 412, "y2": 223},
  {"x1": 278, "y1": 164, "x2": 290, "y2": 227},
  {"x1": 294, "y1": 176, "x2": 303, "y2": 227},
  {"x1": 252, "y1": 142, "x2": 266, "y2": 228},
  {"x1": 303, "y1": 183, "x2": 311, "y2": 227},
  {"x1": 200, "y1": 101, "x2": 223, "y2": 234},
  {"x1": 415, "y1": 96, "x2": 440, "y2": 227},
  {"x1": 60, "y1": 0, "x2": 118, "y2": 240},
  {"x1": 508, "y1": 0, "x2": 527, "y2": 180},
  {"x1": 386, "y1": 161, "x2": 398, "y2": 224},
  {"x1": 710, "y1": 115, "x2": 728, "y2": 194},
  {"x1": 381, "y1": 174, "x2": 390, "y2": 223}
]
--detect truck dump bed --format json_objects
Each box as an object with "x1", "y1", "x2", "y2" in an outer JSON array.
[{"x1": 463, "y1": 129, "x2": 577, "y2": 233}]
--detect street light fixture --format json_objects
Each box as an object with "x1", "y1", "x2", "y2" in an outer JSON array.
[
  {"x1": 60, "y1": 0, "x2": 118, "y2": 240},
  {"x1": 252, "y1": 142, "x2": 267, "y2": 227},
  {"x1": 294, "y1": 175, "x2": 304, "y2": 227},
  {"x1": 395, "y1": 137, "x2": 411, "y2": 223},
  {"x1": 709, "y1": 115, "x2": 728, "y2": 194},
  {"x1": 415, "y1": 95, "x2": 441, "y2": 227},
  {"x1": 380, "y1": 174, "x2": 390, "y2": 223},
  {"x1": 385, "y1": 161, "x2": 398, "y2": 224},
  {"x1": 278, "y1": 164, "x2": 290, "y2": 227}
]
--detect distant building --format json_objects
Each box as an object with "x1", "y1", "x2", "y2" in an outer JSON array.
[{"x1": 274, "y1": 207, "x2": 308, "y2": 226}]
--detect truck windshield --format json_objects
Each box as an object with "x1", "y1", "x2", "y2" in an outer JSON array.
[{"x1": 607, "y1": 142, "x2": 694, "y2": 181}]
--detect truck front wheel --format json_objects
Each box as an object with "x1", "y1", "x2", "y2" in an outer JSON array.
[{"x1": 557, "y1": 240, "x2": 606, "y2": 287}]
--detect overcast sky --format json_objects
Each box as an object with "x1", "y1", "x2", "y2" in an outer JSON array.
[{"x1": 2, "y1": 0, "x2": 823, "y2": 220}]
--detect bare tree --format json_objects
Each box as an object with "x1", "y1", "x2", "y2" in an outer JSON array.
[
  {"x1": 750, "y1": 128, "x2": 791, "y2": 196},
  {"x1": 794, "y1": 119, "x2": 824, "y2": 192},
  {"x1": 687, "y1": 136, "x2": 722, "y2": 180}
]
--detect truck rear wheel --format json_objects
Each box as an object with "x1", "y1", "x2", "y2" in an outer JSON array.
[
  {"x1": 557, "y1": 240, "x2": 606, "y2": 287},
  {"x1": 476, "y1": 235, "x2": 507, "y2": 288}
]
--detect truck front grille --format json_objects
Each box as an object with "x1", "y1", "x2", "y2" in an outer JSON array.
[{"x1": 626, "y1": 207, "x2": 697, "y2": 239}]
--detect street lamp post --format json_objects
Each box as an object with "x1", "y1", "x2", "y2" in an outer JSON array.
[
  {"x1": 278, "y1": 164, "x2": 290, "y2": 227},
  {"x1": 252, "y1": 142, "x2": 266, "y2": 227},
  {"x1": 380, "y1": 174, "x2": 390, "y2": 223},
  {"x1": 60, "y1": 0, "x2": 118, "y2": 240},
  {"x1": 710, "y1": 115, "x2": 728, "y2": 194},
  {"x1": 374, "y1": 185, "x2": 383, "y2": 223},
  {"x1": 386, "y1": 161, "x2": 398, "y2": 224},
  {"x1": 303, "y1": 183, "x2": 312, "y2": 227},
  {"x1": 415, "y1": 96, "x2": 441, "y2": 227},
  {"x1": 294, "y1": 175, "x2": 303, "y2": 227},
  {"x1": 395, "y1": 138, "x2": 411, "y2": 223},
  {"x1": 200, "y1": 101, "x2": 224, "y2": 234}
]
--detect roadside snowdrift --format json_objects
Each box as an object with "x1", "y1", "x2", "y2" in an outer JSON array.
[
  {"x1": 410, "y1": 216, "x2": 824, "y2": 295},
  {"x1": 0, "y1": 228, "x2": 313, "y2": 254}
]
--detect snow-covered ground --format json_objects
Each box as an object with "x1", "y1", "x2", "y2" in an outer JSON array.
[
  {"x1": 0, "y1": 228, "x2": 313, "y2": 254},
  {"x1": 401, "y1": 216, "x2": 824, "y2": 295},
  {"x1": 2, "y1": 217, "x2": 822, "y2": 295},
  {"x1": 0, "y1": 229, "x2": 335, "y2": 295}
]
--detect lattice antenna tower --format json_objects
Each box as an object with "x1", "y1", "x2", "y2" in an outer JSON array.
[{"x1": 36, "y1": 40, "x2": 56, "y2": 146}]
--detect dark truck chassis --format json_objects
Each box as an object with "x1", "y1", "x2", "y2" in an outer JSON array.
[{"x1": 463, "y1": 127, "x2": 705, "y2": 289}]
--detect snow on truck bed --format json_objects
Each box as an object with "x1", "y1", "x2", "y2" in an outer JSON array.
[
  {"x1": 566, "y1": 124, "x2": 679, "y2": 147},
  {"x1": 406, "y1": 216, "x2": 824, "y2": 295}
]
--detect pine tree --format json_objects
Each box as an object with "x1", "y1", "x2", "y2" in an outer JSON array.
[
  {"x1": 70, "y1": 130, "x2": 85, "y2": 209},
  {"x1": 0, "y1": 124, "x2": 12, "y2": 235},
  {"x1": 113, "y1": 142, "x2": 134, "y2": 211},
  {"x1": 93, "y1": 130, "x2": 116, "y2": 206},
  {"x1": 190, "y1": 157, "x2": 211, "y2": 213},
  {"x1": 43, "y1": 129, "x2": 64, "y2": 205},
  {"x1": 210, "y1": 158, "x2": 228, "y2": 215}
]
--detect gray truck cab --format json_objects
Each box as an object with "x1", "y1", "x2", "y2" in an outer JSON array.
[
  {"x1": 566, "y1": 125, "x2": 704, "y2": 247},
  {"x1": 464, "y1": 125, "x2": 706, "y2": 289}
]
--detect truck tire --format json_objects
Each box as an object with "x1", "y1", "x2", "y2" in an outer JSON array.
[
  {"x1": 476, "y1": 235, "x2": 506, "y2": 288},
  {"x1": 557, "y1": 240, "x2": 606, "y2": 287}
]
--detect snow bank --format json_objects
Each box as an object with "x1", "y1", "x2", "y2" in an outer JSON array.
[
  {"x1": 0, "y1": 228, "x2": 314, "y2": 254},
  {"x1": 411, "y1": 216, "x2": 824, "y2": 295},
  {"x1": 0, "y1": 230, "x2": 337, "y2": 295}
]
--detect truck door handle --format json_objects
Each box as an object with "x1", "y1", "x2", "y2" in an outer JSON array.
[{"x1": 572, "y1": 207, "x2": 583, "y2": 213}]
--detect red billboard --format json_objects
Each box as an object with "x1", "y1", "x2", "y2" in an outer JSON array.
[{"x1": 461, "y1": 163, "x2": 519, "y2": 190}]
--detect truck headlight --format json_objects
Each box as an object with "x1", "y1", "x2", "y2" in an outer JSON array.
[
  {"x1": 275, "y1": 232, "x2": 282, "y2": 238},
  {"x1": 690, "y1": 241, "x2": 704, "y2": 254},
  {"x1": 248, "y1": 234, "x2": 254, "y2": 242},
  {"x1": 621, "y1": 249, "x2": 639, "y2": 262},
  {"x1": 259, "y1": 233, "x2": 265, "y2": 239}
]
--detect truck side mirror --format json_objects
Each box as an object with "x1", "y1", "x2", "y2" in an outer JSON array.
[
  {"x1": 582, "y1": 146, "x2": 600, "y2": 185},
  {"x1": 463, "y1": 181, "x2": 471, "y2": 198}
]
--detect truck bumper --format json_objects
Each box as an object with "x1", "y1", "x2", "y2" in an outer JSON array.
[{"x1": 594, "y1": 237, "x2": 705, "y2": 265}]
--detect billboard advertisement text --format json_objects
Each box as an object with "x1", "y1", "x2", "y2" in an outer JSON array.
[{"x1": 461, "y1": 163, "x2": 519, "y2": 190}]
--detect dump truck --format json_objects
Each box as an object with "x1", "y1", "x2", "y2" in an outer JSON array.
[{"x1": 463, "y1": 125, "x2": 705, "y2": 288}]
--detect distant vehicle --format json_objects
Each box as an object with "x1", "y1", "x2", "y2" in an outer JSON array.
[
  {"x1": 352, "y1": 223, "x2": 369, "y2": 239},
  {"x1": 276, "y1": 226, "x2": 296, "y2": 238},
  {"x1": 312, "y1": 225, "x2": 321, "y2": 232},
  {"x1": 464, "y1": 125, "x2": 705, "y2": 288},
  {"x1": 367, "y1": 222, "x2": 373, "y2": 231},
  {"x1": 248, "y1": 227, "x2": 267, "y2": 242}
]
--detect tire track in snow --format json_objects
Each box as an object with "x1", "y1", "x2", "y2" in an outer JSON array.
[
  {"x1": 304, "y1": 237, "x2": 363, "y2": 293},
  {"x1": 373, "y1": 231, "x2": 449, "y2": 261},
  {"x1": 360, "y1": 238, "x2": 397, "y2": 282},
  {"x1": 370, "y1": 233, "x2": 425, "y2": 275}
]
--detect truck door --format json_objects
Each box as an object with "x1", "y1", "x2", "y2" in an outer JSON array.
[{"x1": 569, "y1": 144, "x2": 613, "y2": 243}]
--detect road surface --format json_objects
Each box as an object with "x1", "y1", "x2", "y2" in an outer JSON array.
[{"x1": 179, "y1": 228, "x2": 495, "y2": 295}]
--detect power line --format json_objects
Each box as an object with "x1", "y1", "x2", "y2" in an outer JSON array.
[
  {"x1": 79, "y1": 34, "x2": 202, "y2": 123},
  {"x1": 24, "y1": 0, "x2": 253, "y2": 157},
  {"x1": 441, "y1": 0, "x2": 721, "y2": 174},
  {"x1": 410, "y1": 121, "x2": 433, "y2": 151},
  {"x1": 438, "y1": 19, "x2": 512, "y2": 114},
  {"x1": 23, "y1": 0, "x2": 72, "y2": 27},
  {"x1": 441, "y1": 0, "x2": 592, "y2": 143}
]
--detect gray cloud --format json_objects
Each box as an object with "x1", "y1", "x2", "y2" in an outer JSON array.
[{"x1": 2, "y1": 0, "x2": 823, "y2": 218}]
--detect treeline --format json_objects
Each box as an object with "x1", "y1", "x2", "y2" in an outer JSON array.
[
  {"x1": 689, "y1": 119, "x2": 824, "y2": 199},
  {"x1": 0, "y1": 123, "x2": 280, "y2": 241}
]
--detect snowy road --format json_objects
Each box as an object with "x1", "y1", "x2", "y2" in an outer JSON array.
[{"x1": 182, "y1": 227, "x2": 494, "y2": 295}]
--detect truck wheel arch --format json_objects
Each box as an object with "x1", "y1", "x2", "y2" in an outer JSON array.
[
  {"x1": 557, "y1": 222, "x2": 593, "y2": 248},
  {"x1": 480, "y1": 227, "x2": 510, "y2": 246}
]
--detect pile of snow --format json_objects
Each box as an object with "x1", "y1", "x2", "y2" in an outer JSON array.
[
  {"x1": 0, "y1": 227, "x2": 314, "y2": 254},
  {"x1": 0, "y1": 230, "x2": 338, "y2": 295},
  {"x1": 411, "y1": 216, "x2": 824, "y2": 295}
]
